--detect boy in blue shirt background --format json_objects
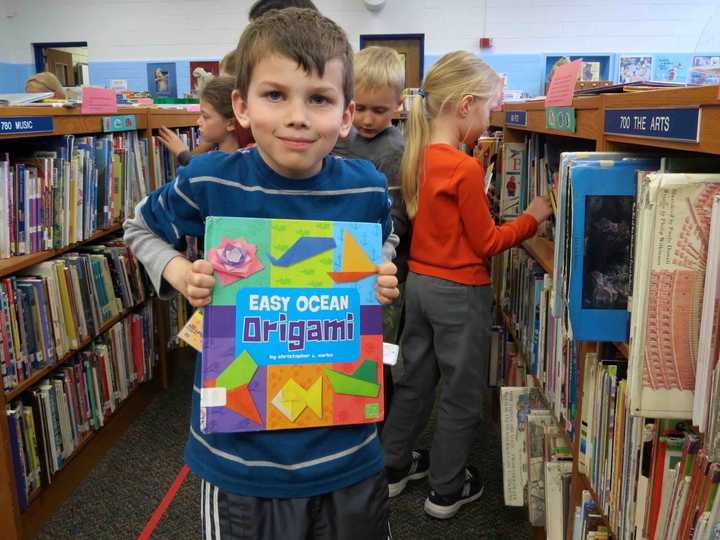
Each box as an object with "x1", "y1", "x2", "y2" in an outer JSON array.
[{"x1": 124, "y1": 8, "x2": 399, "y2": 539}]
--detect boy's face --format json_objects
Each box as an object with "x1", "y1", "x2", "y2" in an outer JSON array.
[
  {"x1": 352, "y1": 85, "x2": 402, "y2": 140},
  {"x1": 232, "y1": 55, "x2": 354, "y2": 179}
]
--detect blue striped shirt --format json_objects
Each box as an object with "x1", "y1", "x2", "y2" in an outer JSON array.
[{"x1": 134, "y1": 147, "x2": 392, "y2": 497}]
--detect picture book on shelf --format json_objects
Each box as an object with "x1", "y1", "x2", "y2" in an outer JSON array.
[
  {"x1": 200, "y1": 216, "x2": 384, "y2": 433},
  {"x1": 567, "y1": 157, "x2": 660, "y2": 342}
]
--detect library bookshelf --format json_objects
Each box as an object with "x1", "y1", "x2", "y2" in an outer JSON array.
[
  {"x1": 0, "y1": 105, "x2": 199, "y2": 539},
  {"x1": 491, "y1": 85, "x2": 720, "y2": 539}
]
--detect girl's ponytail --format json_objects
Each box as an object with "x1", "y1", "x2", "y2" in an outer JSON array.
[{"x1": 401, "y1": 92, "x2": 431, "y2": 218}]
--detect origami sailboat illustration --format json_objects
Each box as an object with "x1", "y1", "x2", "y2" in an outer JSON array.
[{"x1": 328, "y1": 230, "x2": 377, "y2": 283}]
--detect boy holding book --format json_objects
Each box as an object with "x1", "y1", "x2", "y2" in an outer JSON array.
[{"x1": 124, "y1": 8, "x2": 399, "y2": 539}]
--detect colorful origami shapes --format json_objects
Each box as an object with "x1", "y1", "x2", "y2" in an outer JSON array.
[
  {"x1": 271, "y1": 378, "x2": 323, "y2": 422},
  {"x1": 216, "y1": 351, "x2": 258, "y2": 389},
  {"x1": 226, "y1": 385, "x2": 262, "y2": 425},
  {"x1": 207, "y1": 236, "x2": 264, "y2": 286},
  {"x1": 328, "y1": 230, "x2": 377, "y2": 283},
  {"x1": 325, "y1": 360, "x2": 380, "y2": 397},
  {"x1": 268, "y1": 237, "x2": 336, "y2": 267}
]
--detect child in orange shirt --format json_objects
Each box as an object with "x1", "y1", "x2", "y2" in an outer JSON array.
[{"x1": 382, "y1": 51, "x2": 552, "y2": 519}]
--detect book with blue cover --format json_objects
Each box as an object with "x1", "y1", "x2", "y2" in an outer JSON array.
[
  {"x1": 567, "y1": 158, "x2": 660, "y2": 342},
  {"x1": 200, "y1": 216, "x2": 384, "y2": 433}
]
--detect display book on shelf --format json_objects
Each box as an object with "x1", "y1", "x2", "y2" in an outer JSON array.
[
  {"x1": 489, "y1": 85, "x2": 720, "y2": 540},
  {"x1": 0, "y1": 105, "x2": 199, "y2": 540}
]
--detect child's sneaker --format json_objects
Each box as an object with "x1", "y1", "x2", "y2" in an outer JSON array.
[
  {"x1": 423, "y1": 466, "x2": 484, "y2": 519},
  {"x1": 386, "y1": 449, "x2": 430, "y2": 498}
]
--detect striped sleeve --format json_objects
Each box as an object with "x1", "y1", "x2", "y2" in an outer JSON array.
[{"x1": 140, "y1": 172, "x2": 206, "y2": 246}]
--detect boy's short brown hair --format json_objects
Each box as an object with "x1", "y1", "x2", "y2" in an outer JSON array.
[
  {"x1": 248, "y1": 0, "x2": 318, "y2": 20},
  {"x1": 354, "y1": 46, "x2": 404, "y2": 98},
  {"x1": 234, "y1": 7, "x2": 354, "y2": 105}
]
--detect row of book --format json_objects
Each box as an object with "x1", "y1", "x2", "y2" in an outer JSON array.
[
  {"x1": 151, "y1": 127, "x2": 200, "y2": 187},
  {"x1": 499, "y1": 386, "x2": 574, "y2": 535},
  {"x1": 0, "y1": 240, "x2": 151, "y2": 391},
  {"x1": 495, "y1": 245, "x2": 578, "y2": 442},
  {"x1": 578, "y1": 347, "x2": 720, "y2": 540},
  {"x1": 496, "y1": 139, "x2": 720, "y2": 424},
  {"x1": 6, "y1": 302, "x2": 157, "y2": 512},
  {"x1": 0, "y1": 132, "x2": 150, "y2": 259},
  {"x1": 493, "y1": 140, "x2": 720, "y2": 536}
]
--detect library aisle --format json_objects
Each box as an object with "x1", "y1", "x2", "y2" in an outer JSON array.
[{"x1": 36, "y1": 353, "x2": 531, "y2": 539}]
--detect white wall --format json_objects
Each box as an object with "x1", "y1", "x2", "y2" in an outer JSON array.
[{"x1": 2, "y1": 0, "x2": 719, "y2": 64}]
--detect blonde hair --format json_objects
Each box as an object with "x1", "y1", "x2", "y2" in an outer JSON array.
[
  {"x1": 25, "y1": 72, "x2": 66, "y2": 99},
  {"x1": 354, "y1": 46, "x2": 404, "y2": 97},
  {"x1": 401, "y1": 51, "x2": 501, "y2": 217}
]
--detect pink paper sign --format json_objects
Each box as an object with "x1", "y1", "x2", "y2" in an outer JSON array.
[
  {"x1": 81, "y1": 87, "x2": 118, "y2": 114},
  {"x1": 545, "y1": 59, "x2": 582, "y2": 108}
]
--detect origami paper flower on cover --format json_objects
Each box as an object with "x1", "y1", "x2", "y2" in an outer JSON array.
[{"x1": 208, "y1": 236, "x2": 264, "y2": 286}]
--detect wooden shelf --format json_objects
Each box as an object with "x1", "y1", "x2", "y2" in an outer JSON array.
[
  {"x1": 495, "y1": 85, "x2": 720, "y2": 157},
  {"x1": 521, "y1": 236, "x2": 554, "y2": 275},
  {"x1": 148, "y1": 109, "x2": 199, "y2": 129},
  {"x1": 502, "y1": 96, "x2": 603, "y2": 142},
  {"x1": 0, "y1": 107, "x2": 147, "y2": 140},
  {"x1": 19, "y1": 379, "x2": 161, "y2": 540},
  {"x1": 0, "y1": 223, "x2": 123, "y2": 279},
  {"x1": 603, "y1": 85, "x2": 720, "y2": 155},
  {"x1": 5, "y1": 300, "x2": 148, "y2": 401},
  {"x1": 0, "y1": 106, "x2": 198, "y2": 540},
  {"x1": 490, "y1": 85, "x2": 720, "y2": 540}
]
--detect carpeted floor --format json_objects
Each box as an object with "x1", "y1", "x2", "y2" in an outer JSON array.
[{"x1": 37, "y1": 352, "x2": 532, "y2": 540}]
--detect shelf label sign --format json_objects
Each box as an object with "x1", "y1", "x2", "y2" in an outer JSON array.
[
  {"x1": 103, "y1": 114, "x2": 137, "y2": 132},
  {"x1": 0, "y1": 116, "x2": 54, "y2": 135},
  {"x1": 505, "y1": 110, "x2": 527, "y2": 127},
  {"x1": 546, "y1": 107, "x2": 576, "y2": 132},
  {"x1": 604, "y1": 107, "x2": 700, "y2": 143}
]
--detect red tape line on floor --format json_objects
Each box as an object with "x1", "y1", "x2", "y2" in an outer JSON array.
[{"x1": 138, "y1": 464, "x2": 190, "y2": 540}]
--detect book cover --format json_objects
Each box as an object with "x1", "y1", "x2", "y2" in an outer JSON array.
[
  {"x1": 568, "y1": 158, "x2": 660, "y2": 342},
  {"x1": 146, "y1": 62, "x2": 178, "y2": 98},
  {"x1": 619, "y1": 55, "x2": 653, "y2": 83},
  {"x1": 653, "y1": 54, "x2": 690, "y2": 83},
  {"x1": 629, "y1": 174, "x2": 720, "y2": 419},
  {"x1": 500, "y1": 386, "x2": 542, "y2": 506},
  {"x1": 500, "y1": 142, "x2": 524, "y2": 219},
  {"x1": 200, "y1": 216, "x2": 384, "y2": 433}
]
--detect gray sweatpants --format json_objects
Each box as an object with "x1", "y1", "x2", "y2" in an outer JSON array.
[
  {"x1": 200, "y1": 470, "x2": 391, "y2": 539},
  {"x1": 382, "y1": 272, "x2": 492, "y2": 495}
]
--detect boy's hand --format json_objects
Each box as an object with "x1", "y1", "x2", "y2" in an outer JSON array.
[
  {"x1": 184, "y1": 259, "x2": 216, "y2": 307},
  {"x1": 525, "y1": 196, "x2": 553, "y2": 224},
  {"x1": 375, "y1": 262, "x2": 399, "y2": 305},
  {"x1": 163, "y1": 256, "x2": 215, "y2": 307},
  {"x1": 158, "y1": 126, "x2": 190, "y2": 158}
]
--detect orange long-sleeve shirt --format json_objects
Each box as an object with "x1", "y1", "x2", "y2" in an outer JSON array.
[{"x1": 408, "y1": 144, "x2": 538, "y2": 285}]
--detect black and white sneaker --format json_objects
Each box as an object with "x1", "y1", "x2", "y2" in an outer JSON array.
[
  {"x1": 386, "y1": 449, "x2": 430, "y2": 498},
  {"x1": 423, "y1": 466, "x2": 484, "y2": 519}
]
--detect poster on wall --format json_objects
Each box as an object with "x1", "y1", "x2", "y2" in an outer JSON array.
[
  {"x1": 146, "y1": 62, "x2": 177, "y2": 98},
  {"x1": 618, "y1": 56, "x2": 653, "y2": 83},
  {"x1": 653, "y1": 54, "x2": 690, "y2": 82},
  {"x1": 689, "y1": 55, "x2": 720, "y2": 85},
  {"x1": 190, "y1": 61, "x2": 220, "y2": 93}
]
